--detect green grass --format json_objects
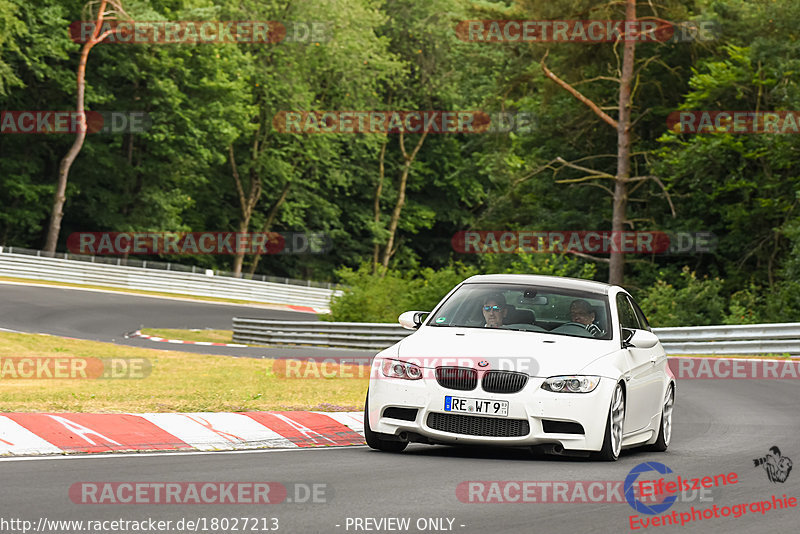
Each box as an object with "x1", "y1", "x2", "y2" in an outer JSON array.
[
  {"x1": 0, "y1": 332, "x2": 367, "y2": 412},
  {"x1": 1, "y1": 328, "x2": 790, "y2": 414}
]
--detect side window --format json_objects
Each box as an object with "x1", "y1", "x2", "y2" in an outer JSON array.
[
  {"x1": 616, "y1": 293, "x2": 640, "y2": 330},
  {"x1": 630, "y1": 297, "x2": 652, "y2": 331}
]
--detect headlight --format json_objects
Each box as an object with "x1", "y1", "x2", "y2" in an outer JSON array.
[
  {"x1": 381, "y1": 359, "x2": 423, "y2": 380},
  {"x1": 541, "y1": 375, "x2": 600, "y2": 393}
]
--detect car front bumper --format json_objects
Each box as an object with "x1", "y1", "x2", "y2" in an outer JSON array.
[{"x1": 367, "y1": 371, "x2": 617, "y2": 452}]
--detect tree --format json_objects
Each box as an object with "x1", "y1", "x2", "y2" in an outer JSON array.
[
  {"x1": 0, "y1": 0, "x2": 25, "y2": 96},
  {"x1": 0, "y1": 0, "x2": 75, "y2": 247},
  {"x1": 221, "y1": 0, "x2": 402, "y2": 277},
  {"x1": 537, "y1": 0, "x2": 659, "y2": 284},
  {"x1": 379, "y1": 129, "x2": 429, "y2": 269},
  {"x1": 44, "y1": 0, "x2": 126, "y2": 253},
  {"x1": 654, "y1": 3, "x2": 800, "y2": 291},
  {"x1": 372, "y1": 0, "x2": 485, "y2": 273},
  {"x1": 467, "y1": 0, "x2": 697, "y2": 285}
]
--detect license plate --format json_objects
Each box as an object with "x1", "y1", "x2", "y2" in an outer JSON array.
[{"x1": 444, "y1": 396, "x2": 509, "y2": 417}]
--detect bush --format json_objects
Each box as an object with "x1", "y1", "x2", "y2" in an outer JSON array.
[
  {"x1": 478, "y1": 252, "x2": 597, "y2": 280},
  {"x1": 324, "y1": 253, "x2": 597, "y2": 323},
  {"x1": 323, "y1": 265, "x2": 411, "y2": 323},
  {"x1": 724, "y1": 285, "x2": 763, "y2": 324},
  {"x1": 324, "y1": 263, "x2": 479, "y2": 323},
  {"x1": 639, "y1": 267, "x2": 726, "y2": 327}
]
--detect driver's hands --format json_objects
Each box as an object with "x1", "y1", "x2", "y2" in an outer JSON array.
[{"x1": 586, "y1": 323, "x2": 603, "y2": 337}]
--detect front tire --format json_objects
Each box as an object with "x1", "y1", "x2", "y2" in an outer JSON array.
[
  {"x1": 364, "y1": 394, "x2": 407, "y2": 453},
  {"x1": 648, "y1": 384, "x2": 674, "y2": 452},
  {"x1": 596, "y1": 382, "x2": 625, "y2": 461}
]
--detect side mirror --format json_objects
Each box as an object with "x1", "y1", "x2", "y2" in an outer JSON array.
[
  {"x1": 398, "y1": 311, "x2": 429, "y2": 330},
  {"x1": 623, "y1": 329, "x2": 659, "y2": 349}
]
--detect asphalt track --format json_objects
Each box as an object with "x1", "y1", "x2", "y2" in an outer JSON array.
[
  {"x1": 0, "y1": 282, "x2": 376, "y2": 360},
  {"x1": 1, "y1": 379, "x2": 798, "y2": 533},
  {"x1": 1, "y1": 282, "x2": 798, "y2": 533}
]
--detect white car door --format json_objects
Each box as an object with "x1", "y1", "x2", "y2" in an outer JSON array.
[{"x1": 617, "y1": 293, "x2": 663, "y2": 432}]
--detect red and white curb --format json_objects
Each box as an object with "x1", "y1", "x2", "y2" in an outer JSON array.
[
  {"x1": 287, "y1": 305, "x2": 329, "y2": 314},
  {"x1": 128, "y1": 330, "x2": 249, "y2": 348},
  {"x1": 0, "y1": 411, "x2": 364, "y2": 456}
]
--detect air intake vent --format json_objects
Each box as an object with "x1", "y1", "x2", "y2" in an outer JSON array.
[
  {"x1": 435, "y1": 366, "x2": 478, "y2": 391},
  {"x1": 426, "y1": 412, "x2": 530, "y2": 437},
  {"x1": 382, "y1": 407, "x2": 418, "y2": 422},
  {"x1": 541, "y1": 420, "x2": 585, "y2": 434},
  {"x1": 481, "y1": 371, "x2": 529, "y2": 394}
]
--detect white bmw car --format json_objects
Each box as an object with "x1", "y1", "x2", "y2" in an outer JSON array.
[{"x1": 364, "y1": 274, "x2": 675, "y2": 461}]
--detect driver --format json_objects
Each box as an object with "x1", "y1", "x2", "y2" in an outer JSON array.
[
  {"x1": 482, "y1": 293, "x2": 508, "y2": 328},
  {"x1": 569, "y1": 299, "x2": 604, "y2": 337}
]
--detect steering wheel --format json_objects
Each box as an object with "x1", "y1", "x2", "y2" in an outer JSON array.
[{"x1": 560, "y1": 322, "x2": 603, "y2": 338}]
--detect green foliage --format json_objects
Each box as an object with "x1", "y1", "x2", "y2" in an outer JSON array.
[
  {"x1": 639, "y1": 268, "x2": 726, "y2": 327},
  {"x1": 325, "y1": 262, "x2": 479, "y2": 323},
  {"x1": 0, "y1": 0, "x2": 24, "y2": 96},
  {"x1": 479, "y1": 252, "x2": 597, "y2": 280},
  {"x1": 0, "y1": 0, "x2": 799, "y2": 328},
  {"x1": 325, "y1": 254, "x2": 595, "y2": 323},
  {"x1": 725, "y1": 285, "x2": 763, "y2": 325},
  {"x1": 756, "y1": 221, "x2": 800, "y2": 322}
]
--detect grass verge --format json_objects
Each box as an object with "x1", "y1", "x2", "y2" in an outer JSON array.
[
  {"x1": 0, "y1": 332, "x2": 366, "y2": 412},
  {"x1": 1, "y1": 330, "x2": 792, "y2": 413}
]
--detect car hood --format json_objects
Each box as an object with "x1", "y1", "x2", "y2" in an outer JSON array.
[{"x1": 394, "y1": 326, "x2": 617, "y2": 377}]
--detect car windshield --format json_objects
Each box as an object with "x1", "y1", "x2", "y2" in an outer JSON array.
[{"x1": 426, "y1": 283, "x2": 612, "y2": 340}]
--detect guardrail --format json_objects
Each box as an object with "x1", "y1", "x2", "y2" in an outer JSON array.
[
  {"x1": 0, "y1": 248, "x2": 339, "y2": 311},
  {"x1": 655, "y1": 323, "x2": 800, "y2": 355},
  {"x1": 232, "y1": 319, "x2": 800, "y2": 355},
  {"x1": 233, "y1": 319, "x2": 406, "y2": 350}
]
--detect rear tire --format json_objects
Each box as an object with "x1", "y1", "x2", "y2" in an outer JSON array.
[
  {"x1": 648, "y1": 384, "x2": 674, "y2": 452},
  {"x1": 364, "y1": 394, "x2": 408, "y2": 453},
  {"x1": 596, "y1": 382, "x2": 625, "y2": 461}
]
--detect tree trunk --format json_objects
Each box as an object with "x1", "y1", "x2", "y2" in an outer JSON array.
[
  {"x1": 231, "y1": 218, "x2": 251, "y2": 275},
  {"x1": 229, "y1": 143, "x2": 262, "y2": 277},
  {"x1": 372, "y1": 141, "x2": 387, "y2": 274},
  {"x1": 44, "y1": 1, "x2": 115, "y2": 253},
  {"x1": 246, "y1": 181, "x2": 291, "y2": 276},
  {"x1": 380, "y1": 131, "x2": 428, "y2": 271},
  {"x1": 609, "y1": 0, "x2": 637, "y2": 286}
]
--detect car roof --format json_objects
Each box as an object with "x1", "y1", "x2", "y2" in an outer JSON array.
[{"x1": 462, "y1": 274, "x2": 613, "y2": 295}]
